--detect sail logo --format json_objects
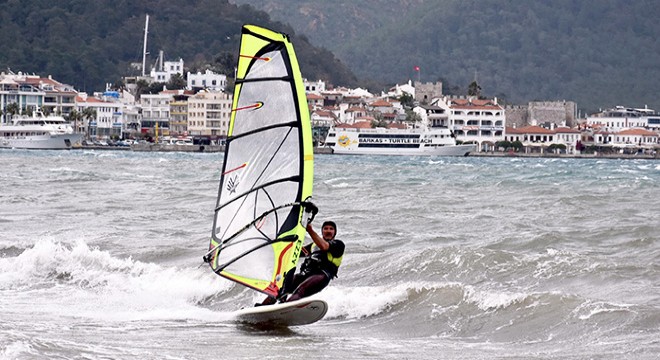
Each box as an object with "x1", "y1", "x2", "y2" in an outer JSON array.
[{"x1": 227, "y1": 175, "x2": 239, "y2": 194}]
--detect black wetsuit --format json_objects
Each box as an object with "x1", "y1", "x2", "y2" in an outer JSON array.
[{"x1": 286, "y1": 239, "x2": 345, "y2": 302}]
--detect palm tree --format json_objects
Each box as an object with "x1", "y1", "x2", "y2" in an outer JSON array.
[
  {"x1": 5, "y1": 102, "x2": 20, "y2": 120},
  {"x1": 67, "y1": 109, "x2": 82, "y2": 133},
  {"x1": 82, "y1": 107, "x2": 97, "y2": 139}
]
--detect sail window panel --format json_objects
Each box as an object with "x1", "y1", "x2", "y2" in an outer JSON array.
[
  {"x1": 215, "y1": 179, "x2": 299, "y2": 242},
  {"x1": 220, "y1": 126, "x2": 300, "y2": 206},
  {"x1": 214, "y1": 182, "x2": 300, "y2": 282},
  {"x1": 232, "y1": 80, "x2": 296, "y2": 134},
  {"x1": 242, "y1": 50, "x2": 288, "y2": 81}
]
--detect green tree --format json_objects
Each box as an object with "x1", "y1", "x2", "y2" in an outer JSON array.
[
  {"x1": 495, "y1": 140, "x2": 511, "y2": 150},
  {"x1": 134, "y1": 79, "x2": 151, "y2": 101},
  {"x1": 399, "y1": 92, "x2": 414, "y2": 108},
  {"x1": 148, "y1": 82, "x2": 166, "y2": 94},
  {"x1": 467, "y1": 80, "x2": 482, "y2": 97},
  {"x1": 405, "y1": 109, "x2": 421, "y2": 124},
  {"x1": 82, "y1": 107, "x2": 97, "y2": 139},
  {"x1": 167, "y1": 74, "x2": 186, "y2": 90},
  {"x1": 67, "y1": 109, "x2": 83, "y2": 133},
  {"x1": 511, "y1": 140, "x2": 523, "y2": 150},
  {"x1": 5, "y1": 102, "x2": 20, "y2": 118}
]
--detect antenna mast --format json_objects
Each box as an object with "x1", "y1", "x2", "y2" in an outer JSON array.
[{"x1": 142, "y1": 14, "x2": 149, "y2": 77}]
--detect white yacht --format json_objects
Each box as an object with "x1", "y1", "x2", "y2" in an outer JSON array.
[
  {"x1": 324, "y1": 125, "x2": 476, "y2": 156},
  {"x1": 0, "y1": 112, "x2": 83, "y2": 149}
]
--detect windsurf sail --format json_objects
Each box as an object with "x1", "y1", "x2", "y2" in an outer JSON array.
[{"x1": 203, "y1": 25, "x2": 314, "y2": 299}]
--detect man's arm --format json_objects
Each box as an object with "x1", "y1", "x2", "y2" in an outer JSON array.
[{"x1": 306, "y1": 223, "x2": 329, "y2": 251}]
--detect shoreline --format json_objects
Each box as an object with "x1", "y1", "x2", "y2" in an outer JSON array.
[
  {"x1": 67, "y1": 144, "x2": 659, "y2": 160},
  {"x1": 469, "y1": 151, "x2": 659, "y2": 160}
]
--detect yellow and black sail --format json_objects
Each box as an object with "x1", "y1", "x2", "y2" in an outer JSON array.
[{"x1": 204, "y1": 25, "x2": 314, "y2": 298}]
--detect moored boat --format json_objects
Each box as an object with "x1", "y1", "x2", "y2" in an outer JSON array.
[
  {"x1": 0, "y1": 112, "x2": 83, "y2": 149},
  {"x1": 324, "y1": 125, "x2": 476, "y2": 156}
]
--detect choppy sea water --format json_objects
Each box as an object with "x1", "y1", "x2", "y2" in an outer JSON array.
[{"x1": 0, "y1": 149, "x2": 658, "y2": 359}]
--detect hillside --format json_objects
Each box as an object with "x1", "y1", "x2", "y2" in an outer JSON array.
[
  {"x1": 0, "y1": 0, "x2": 358, "y2": 93},
  {"x1": 231, "y1": 0, "x2": 660, "y2": 113}
]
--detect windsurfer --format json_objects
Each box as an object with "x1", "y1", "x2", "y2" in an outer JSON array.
[{"x1": 257, "y1": 220, "x2": 344, "y2": 306}]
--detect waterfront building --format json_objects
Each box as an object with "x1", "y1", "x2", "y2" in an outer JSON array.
[
  {"x1": 0, "y1": 74, "x2": 43, "y2": 124},
  {"x1": 554, "y1": 127, "x2": 582, "y2": 153},
  {"x1": 23, "y1": 75, "x2": 77, "y2": 118},
  {"x1": 140, "y1": 92, "x2": 173, "y2": 136},
  {"x1": 594, "y1": 128, "x2": 659, "y2": 148},
  {"x1": 413, "y1": 104, "x2": 449, "y2": 128},
  {"x1": 169, "y1": 94, "x2": 189, "y2": 136},
  {"x1": 433, "y1": 96, "x2": 506, "y2": 152},
  {"x1": 187, "y1": 90, "x2": 232, "y2": 141},
  {"x1": 585, "y1": 106, "x2": 652, "y2": 132},
  {"x1": 0, "y1": 72, "x2": 77, "y2": 124},
  {"x1": 76, "y1": 94, "x2": 122, "y2": 139}
]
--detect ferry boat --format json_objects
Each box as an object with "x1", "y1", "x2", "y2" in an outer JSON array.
[
  {"x1": 324, "y1": 125, "x2": 476, "y2": 156},
  {"x1": 0, "y1": 112, "x2": 83, "y2": 149}
]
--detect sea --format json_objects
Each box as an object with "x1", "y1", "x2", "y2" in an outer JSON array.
[{"x1": 1, "y1": 149, "x2": 658, "y2": 360}]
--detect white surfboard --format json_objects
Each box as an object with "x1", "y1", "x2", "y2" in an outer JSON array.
[{"x1": 233, "y1": 298, "x2": 328, "y2": 327}]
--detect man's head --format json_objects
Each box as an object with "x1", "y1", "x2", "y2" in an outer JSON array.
[{"x1": 321, "y1": 221, "x2": 337, "y2": 240}]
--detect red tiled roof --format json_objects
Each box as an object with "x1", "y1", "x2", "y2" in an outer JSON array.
[
  {"x1": 307, "y1": 93, "x2": 324, "y2": 100},
  {"x1": 335, "y1": 122, "x2": 354, "y2": 129},
  {"x1": 353, "y1": 121, "x2": 372, "y2": 129},
  {"x1": 313, "y1": 110, "x2": 335, "y2": 118},
  {"x1": 617, "y1": 128, "x2": 658, "y2": 136},
  {"x1": 76, "y1": 96, "x2": 107, "y2": 103},
  {"x1": 387, "y1": 122, "x2": 407, "y2": 129},
  {"x1": 345, "y1": 106, "x2": 364, "y2": 112},
  {"x1": 23, "y1": 77, "x2": 60, "y2": 86},
  {"x1": 449, "y1": 98, "x2": 501, "y2": 110},
  {"x1": 370, "y1": 99, "x2": 392, "y2": 107}
]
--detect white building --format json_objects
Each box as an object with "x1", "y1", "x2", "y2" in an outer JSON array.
[
  {"x1": 0, "y1": 72, "x2": 77, "y2": 123},
  {"x1": 150, "y1": 57, "x2": 184, "y2": 83},
  {"x1": 0, "y1": 75, "x2": 43, "y2": 124},
  {"x1": 506, "y1": 125, "x2": 583, "y2": 154},
  {"x1": 140, "y1": 92, "x2": 173, "y2": 135},
  {"x1": 594, "y1": 128, "x2": 659, "y2": 148},
  {"x1": 187, "y1": 90, "x2": 232, "y2": 139},
  {"x1": 304, "y1": 79, "x2": 326, "y2": 93},
  {"x1": 434, "y1": 96, "x2": 506, "y2": 151},
  {"x1": 585, "y1": 106, "x2": 652, "y2": 132},
  {"x1": 385, "y1": 80, "x2": 415, "y2": 98},
  {"x1": 413, "y1": 104, "x2": 449, "y2": 127},
  {"x1": 187, "y1": 70, "x2": 227, "y2": 91},
  {"x1": 76, "y1": 94, "x2": 122, "y2": 138}
]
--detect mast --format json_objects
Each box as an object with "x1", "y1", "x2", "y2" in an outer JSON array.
[{"x1": 142, "y1": 14, "x2": 149, "y2": 77}]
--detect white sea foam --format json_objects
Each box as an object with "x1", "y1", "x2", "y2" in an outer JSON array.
[
  {"x1": 0, "y1": 239, "x2": 233, "y2": 322},
  {"x1": 573, "y1": 300, "x2": 635, "y2": 320},
  {"x1": 463, "y1": 285, "x2": 531, "y2": 311},
  {"x1": 1, "y1": 341, "x2": 35, "y2": 360}
]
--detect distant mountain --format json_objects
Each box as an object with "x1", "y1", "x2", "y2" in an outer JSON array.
[
  {"x1": 0, "y1": 0, "x2": 358, "y2": 93},
  {"x1": 231, "y1": 0, "x2": 660, "y2": 113}
]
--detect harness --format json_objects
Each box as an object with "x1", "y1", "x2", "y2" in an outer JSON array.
[{"x1": 302, "y1": 242, "x2": 343, "y2": 278}]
